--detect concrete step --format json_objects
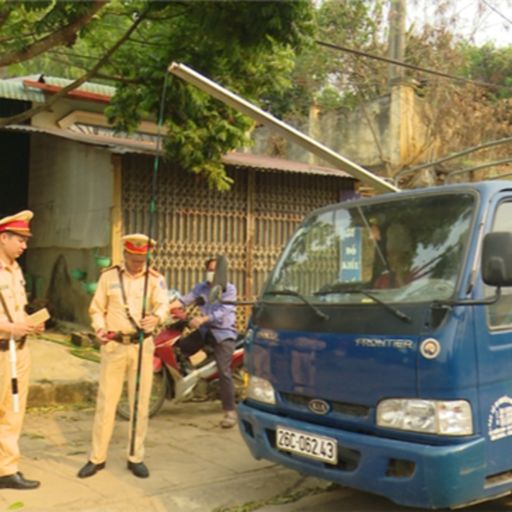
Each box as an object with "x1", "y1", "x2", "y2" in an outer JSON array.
[{"x1": 27, "y1": 333, "x2": 99, "y2": 407}]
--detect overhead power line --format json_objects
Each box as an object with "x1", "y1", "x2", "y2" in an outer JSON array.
[
  {"x1": 316, "y1": 40, "x2": 506, "y2": 91},
  {"x1": 395, "y1": 136, "x2": 512, "y2": 183},
  {"x1": 445, "y1": 158, "x2": 512, "y2": 183},
  {"x1": 482, "y1": 0, "x2": 512, "y2": 25}
]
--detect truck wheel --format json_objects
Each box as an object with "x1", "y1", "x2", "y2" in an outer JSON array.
[{"x1": 116, "y1": 370, "x2": 168, "y2": 420}]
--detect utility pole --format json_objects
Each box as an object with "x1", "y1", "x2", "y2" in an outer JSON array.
[
  {"x1": 388, "y1": 0, "x2": 406, "y2": 86},
  {"x1": 387, "y1": 0, "x2": 414, "y2": 178}
]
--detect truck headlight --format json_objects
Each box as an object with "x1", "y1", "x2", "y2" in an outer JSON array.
[
  {"x1": 247, "y1": 375, "x2": 276, "y2": 405},
  {"x1": 377, "y1": 399, "x2": 473, "y2": 435}
]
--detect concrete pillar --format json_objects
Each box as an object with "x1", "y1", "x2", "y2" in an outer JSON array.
[
  {"x1": 388, "y1": 0, "x2": 407, "y2": 86},
  {"x1": 111, "y1": 154, "x2": 122, "y2": 265},
  {"x1": 308, "y1": 102, "x2": 321, "y2": 165},
  {"x1": 388, "y1": 83, "x2": 416, "y2": 171}
]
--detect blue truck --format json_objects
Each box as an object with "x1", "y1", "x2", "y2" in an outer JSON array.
[
  {"x1": 237, "y1": 181, "x2": 512, "y2": 509},
  {"x1": 167, "y1": 63, "x2": 512, "y2": 510}
]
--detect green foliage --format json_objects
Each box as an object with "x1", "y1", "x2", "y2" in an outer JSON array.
[
  {"x1": 317, "y1": 86, "x2": 355, "y2": 111},
  {"x1": 282, "y1": 0, "x2": 387, "y2": 119},
  {"x1": 7, "y1": 502, "x2": 24, "y2": 511},
  {"x1": 102, "y1": 1, "x2": 314, "y2": 190},
  {"x1": 6, "y1": 0, "x2": 129, "y2": 78},
  {"x1": 460, "y1": 42, "x2": 512, "y2": 99}
]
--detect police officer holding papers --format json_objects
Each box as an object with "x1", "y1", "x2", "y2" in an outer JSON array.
[{"x1": 0, "y1": 210, "x2": 45, "y2": 490}]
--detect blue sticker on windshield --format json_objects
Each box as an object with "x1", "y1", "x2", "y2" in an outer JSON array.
[{"x1": 340, "y1": 226, "x2": 362, "y2": 282}]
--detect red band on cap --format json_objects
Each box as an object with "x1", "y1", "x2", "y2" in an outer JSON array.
[
  {"x1": 124, "y1": 241, "x2": 151, "y2": 254},
  {"x1": 0, "y1": 220, "x2": 30, "y2": 233}
]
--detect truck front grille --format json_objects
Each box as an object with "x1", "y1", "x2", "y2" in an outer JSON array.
[{"x1": 281, "y1": 392, "x2": 369, "y2": 418}]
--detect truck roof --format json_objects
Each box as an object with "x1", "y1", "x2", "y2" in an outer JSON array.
[{"x1": 315, "y1": 180, "x2": 512, "y2": 215}]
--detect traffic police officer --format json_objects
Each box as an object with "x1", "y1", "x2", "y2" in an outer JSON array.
[
  {"x1": 0, "y1": 210, "x2": 44, "y2": 489},
  {"x1": 78, "y1": 234, "x2": 168, "y2": 479}
]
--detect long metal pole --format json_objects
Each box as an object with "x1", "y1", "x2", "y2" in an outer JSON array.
[
  {"x1": 130, "y1": 73, "x2": 169, "y2": 457},
  {"x1": 0, "y1": 292, "x2": 19, "y2": 413},
  {"x1": 9, "y1": 335, "x2": 19, "y2": 413},
  {"x1": 168, "y1": 62, "x2": 399, "y2": 194}
]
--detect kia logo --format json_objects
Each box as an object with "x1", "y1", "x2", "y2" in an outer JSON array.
[{"x1": 308, "y1": 399, "x2": 330, "y2": 415}]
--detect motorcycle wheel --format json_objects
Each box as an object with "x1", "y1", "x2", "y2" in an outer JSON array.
[{"x1": 116, "y1": 370, "x2": 168, "y2": 420}]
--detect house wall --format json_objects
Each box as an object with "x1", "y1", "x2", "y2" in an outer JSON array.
[
  {"x1": 251, "y1": 92, "x2": 393, "y2": 168},
  {"x1": 31, "y1": 97, "x2": 106, "y2": 128},
  {"x1": 26, "y1": 134, "x2": 114, "y2": 324},
  {"x1": 252, "y1": 84, "x2": 433, "y2": 178}
]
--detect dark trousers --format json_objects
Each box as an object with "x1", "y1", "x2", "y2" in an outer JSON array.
[{"x1": 176, "y1": 330, "x2": 236, "y2": 411}]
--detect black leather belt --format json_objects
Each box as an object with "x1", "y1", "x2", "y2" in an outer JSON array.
[
  {"x1": 0, "y1": 336, "x2": 26, "y2": 351},
  {"x1": 108, "y1": 332, "x2": 152, "y2": 345}
]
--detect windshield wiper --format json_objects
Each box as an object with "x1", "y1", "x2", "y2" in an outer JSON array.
[
  {"x1": 314, "y1": 285, "x2": 411, "y2": 323},
  {"x1": 263, "y1": 289, "x2": 329, "y2": 321}
]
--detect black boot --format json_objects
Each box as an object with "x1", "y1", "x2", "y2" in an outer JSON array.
[
  {"x1": 127, "y1": 461, "x2": 149, "y2": 478},
  {"x1": 0, "y1": 472, "x2": 40, "y2": 489},
  {"x1": 77, "y1": 461, "x2": 106, "y2": 478}
]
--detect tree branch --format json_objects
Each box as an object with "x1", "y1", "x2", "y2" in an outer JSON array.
[
  {"x1": 0, "y1": 8, "x2": 149, "y2": 128},
  {"x1": 0, "y1": 0, "x2": 108, "y2": 67},
  {"x1": 43, "y1": 52, "x2": 145, "y2": 85},
  {"x1": 94, "y1": 72, "x2": 145, "y2": 85},
  {"x1": 127, "y1": 36, "x2": 164, "y2": 47}
]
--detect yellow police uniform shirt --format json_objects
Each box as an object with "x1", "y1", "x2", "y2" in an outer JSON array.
[
  {"x1": 89, "y1": 265, "x2": 168, "y2": 333},
  {"x1": 0, "y1": 261, "x2": 28, "y2": 339}
]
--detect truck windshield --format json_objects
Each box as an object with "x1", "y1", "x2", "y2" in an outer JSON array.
[{"x1": 266, "y1": 193, "x2": 475, "y2": 304}]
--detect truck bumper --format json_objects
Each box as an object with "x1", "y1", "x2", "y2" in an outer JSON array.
[{"x1": 237, "y1": 403, "x2": 504, "y2": 509}]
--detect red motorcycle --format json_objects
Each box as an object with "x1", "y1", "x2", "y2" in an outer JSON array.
[{"x1": 117, "y1": 307, "x2": 246, "y2": 419}]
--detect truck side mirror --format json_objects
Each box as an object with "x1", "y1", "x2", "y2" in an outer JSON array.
[{"x1": 482, "y1": 232, "x2": 512, "y2": 286}]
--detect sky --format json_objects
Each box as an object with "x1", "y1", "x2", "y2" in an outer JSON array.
[{"x1": 409, "y1": 0, "x2": 511, "y2": 47}]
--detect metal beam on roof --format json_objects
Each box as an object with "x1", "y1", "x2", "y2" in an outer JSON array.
[{"x1": 168, "y1": 62, "x2": 399, "y2": 194}]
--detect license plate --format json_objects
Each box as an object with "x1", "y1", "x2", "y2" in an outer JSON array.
[{"x1": 276, "y1": 426, "x2": 338, "y2": 465}]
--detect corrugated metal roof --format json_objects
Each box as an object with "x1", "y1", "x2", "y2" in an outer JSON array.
[
  {"x1": 0, "y1": 75, "x2": 115, "y2": 102},
  {"x1": 0, "y1": 77, "x2": 45, "y2": 102},
  {"x1": 1, "y1": 124, "x2": 354, "y2": 179},
  {"x1": 40, "y1": 76, "x2": 115, "y2": 97},
  {"x1": 3, "y1": 124, "x2": 154, "y2": 153},
  {"x1": 223, "y1": 152, "x2": 352, "y2": 178}
]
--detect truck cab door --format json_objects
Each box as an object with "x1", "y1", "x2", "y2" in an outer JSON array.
[{"x1": 475, "y1": 199, "x2": 512, "y2": 477}]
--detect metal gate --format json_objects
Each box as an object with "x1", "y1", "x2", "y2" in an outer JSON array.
[{"x1": 122, "y1": 154, "x2": 354, "y2": 328}]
